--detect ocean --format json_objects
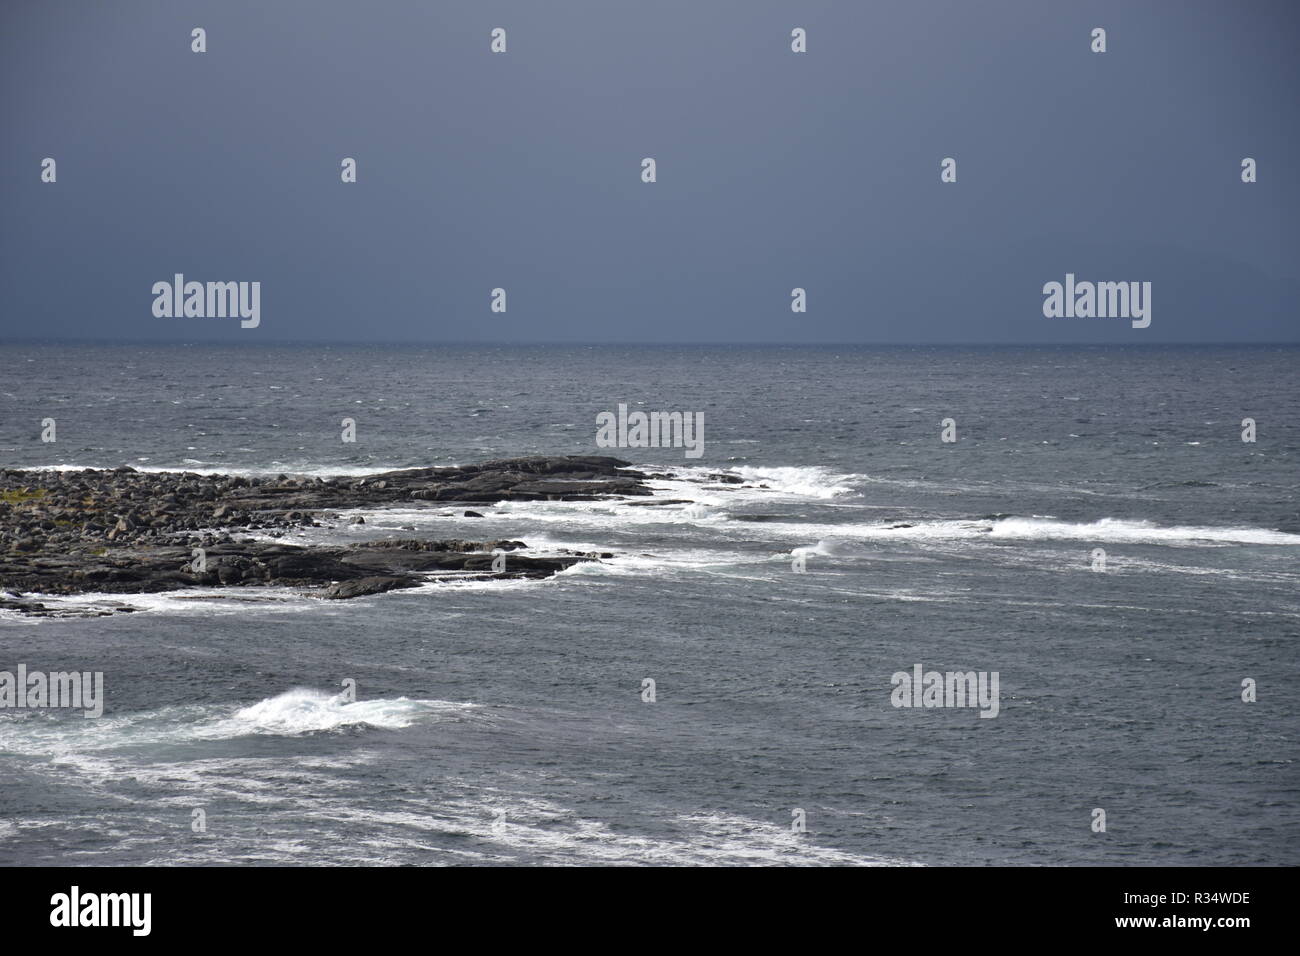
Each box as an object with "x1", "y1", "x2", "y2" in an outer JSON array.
[{"x1": 1, "y1": 343, "x2": 1297, "y2": 865}]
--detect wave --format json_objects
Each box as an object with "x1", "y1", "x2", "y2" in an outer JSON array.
[
  {"x1": 655, "y1": 464, "x2": 863, "y2": 500},
  {"x1": 0, "y1": 689, "x2": 476, "y2": 756},
  {"x1": 724, "y1": 514, "x2": 1300, "y2": 546},
  {"x1": 986, "y1": 516, "x2": 1300, "y2": 546},
  {"x1": 790, "y1": 539, "x2": 847, "y2": 558},
  {"x1": 201, "y1": 688, "x2": 472, "y2": 737}
]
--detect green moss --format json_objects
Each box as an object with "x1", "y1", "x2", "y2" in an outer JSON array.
[{"x1": 0, "y1": 488, "x2": 48, "y2": 504}]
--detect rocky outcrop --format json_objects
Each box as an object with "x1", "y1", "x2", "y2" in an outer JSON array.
[{"x1": 0, "y1": 456, "x2": 639, "y2": 616}]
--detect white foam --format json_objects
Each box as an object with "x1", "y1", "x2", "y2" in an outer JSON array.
[
  {"x1": 791, "y1": 539, "x2": 847, "y2": 558},
  {"x1": 987, "y1": 516, "x2": 1300, "y2": 546},
  {"x1": 1, "y1": 705, "x2": 914, "y2": 865},
  {"x1": 2, "y1": 587, "x2": 326, "y2": 619},
  {"x1": 202, "y1": 688, "x2": 473, "y2": 737},
  {"x1": 442, "y1": 797, "x2": 914, "y2": 866},
  {"x1": 559, "y1": 546, "x2": 758, "y2": 579},
  {"x1": 649, "y1": 464, "x2": 863, "y2": 501},
  {"x1": 717, "y1": 515, "x2": 1300, "y2": 548},
  {"x1": 0, "y1": 688, "x2": 476, "y2": 756}
]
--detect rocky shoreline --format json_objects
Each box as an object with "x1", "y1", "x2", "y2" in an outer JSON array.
[{"x1": 0, "y1": 456, "x2": 655, "y2": 618}]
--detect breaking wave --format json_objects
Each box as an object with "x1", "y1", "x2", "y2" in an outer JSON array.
[
  {"x1": 202, "y1": 688, "x2": 474, "y2": 737},
  {"x1": 0, "y1": 689, "x2": 477, "y2": 757}
]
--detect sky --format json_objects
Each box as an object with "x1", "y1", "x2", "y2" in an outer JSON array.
[{"x1": 1, "y1": 0, "x2": 1297, "y2": 345}]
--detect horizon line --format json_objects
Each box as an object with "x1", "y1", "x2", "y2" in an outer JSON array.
[{"x1": 2, "y1": 339, "x2": 1298, "y2": 349}]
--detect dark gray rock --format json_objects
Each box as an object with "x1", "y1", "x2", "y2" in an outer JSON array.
[
  {"x1": 0, "y1": 456, "x2": 656, "y2": 615},
  {"x1": 322, "y1": 576, "x2": 419, "y2": 600}
]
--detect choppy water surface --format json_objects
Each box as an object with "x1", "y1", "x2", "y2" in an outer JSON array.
[{"x1": 1, "y1": 344, "x2": 1296, "y2": 865}]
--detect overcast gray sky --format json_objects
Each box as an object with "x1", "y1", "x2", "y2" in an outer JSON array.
[{"x1": 2, "y1": 0, "x2": 1296, "y2": 344}]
